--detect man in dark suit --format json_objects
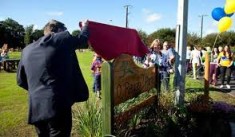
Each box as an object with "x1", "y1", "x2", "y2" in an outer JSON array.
[{"x1": 17, "y1": 20, "x2": 89, "y2": 137}]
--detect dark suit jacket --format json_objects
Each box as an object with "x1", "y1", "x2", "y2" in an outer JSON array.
[{"x1": 17, "y1": 27, "x2": 89, "y2": 124}]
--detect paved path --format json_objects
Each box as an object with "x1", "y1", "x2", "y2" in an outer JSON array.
[
  {"x1": 189, "y1": 72, "x2": 235, "y2": 98},
  {"x1": 213, "y1": 78, "x2": 235, "y2": 97}
]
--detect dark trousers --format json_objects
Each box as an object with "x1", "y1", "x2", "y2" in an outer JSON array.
[
  {"x1": 220, "y1": 66, "x2": 232, "y2": 85},
  {"x1": 209, "y1": 63, "x2": 218, "y2": 84},
  {"x1": 161, "y1": 71, "x2": 170, "y2": 91},
  {"x1": 186, "y1": 59, "x2": 191, "y2": 73},
  {"x1": 34, "y1": 109, "x2": 72, "y2": 137},
  {"x1": 93, "y1": 74, "x2": 101, "y2": 92}
]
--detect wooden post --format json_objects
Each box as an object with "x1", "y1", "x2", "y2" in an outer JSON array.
[
  {"x1": 102, "y1": 62, "x2": 114, "y2": 136},
  {"x1": 204, "y1": 53, "x2": 210, "y2": 97}
]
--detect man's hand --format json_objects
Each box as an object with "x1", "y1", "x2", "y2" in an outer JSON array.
[{"x1": 79, "y1": 20, "x2": 89, "y2": 28}]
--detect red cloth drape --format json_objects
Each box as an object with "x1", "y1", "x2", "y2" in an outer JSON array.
[{"x1": 88, "y1": 21, "x2": 149, "y2": 60}]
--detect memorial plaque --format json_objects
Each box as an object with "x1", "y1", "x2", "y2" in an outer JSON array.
[{"x1": 113, "y1": 54, "x2": 156, "y2": 105}]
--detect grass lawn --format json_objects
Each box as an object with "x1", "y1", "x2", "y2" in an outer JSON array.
[
  {"x1": 0, "y1": 50, "x2": 94, "y2": 136},
  {"x1": 0, "y1": 50, "x2": 235, "y2": 136},
  {"x1": 184, "y1": 76, "x2": 235, "y2": 105}
]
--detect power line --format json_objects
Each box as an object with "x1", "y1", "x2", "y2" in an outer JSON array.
[
  {"x1": 108, "y1": 19, "x2": 112, "y2": 25},
  {"x1": 124, "y1": 5, "x2": 132, "y2": 28},
  {"x1": 198, "y1": 14, "x2": 208, "y2": 39}
]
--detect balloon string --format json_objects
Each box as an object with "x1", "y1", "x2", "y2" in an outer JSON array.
[
  {"x1": 212, "y1": 33, "x2": 220, "y2": 50},
  {"x1": 211, "y1": 33, "x2": 220, "y2": 61}
]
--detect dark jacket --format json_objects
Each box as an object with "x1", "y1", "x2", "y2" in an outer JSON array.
[{"x1": 17, "y1": 27, "x2": 89, "y2": 124}]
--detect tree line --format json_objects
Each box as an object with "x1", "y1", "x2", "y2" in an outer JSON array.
[
  {"x1": 0, "y1": 18, "x2": 235, "y2": 49},
  {"x1": 139, "y1": 28, "x2": 235, "y2": 48}
]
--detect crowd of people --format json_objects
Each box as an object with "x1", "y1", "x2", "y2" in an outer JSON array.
[
  {"x1": 137, "y1": 39, "x2": 234, "y2": 90},
  {"x1": 187, "y1": 45, "x2": 234, "y2": 89}
]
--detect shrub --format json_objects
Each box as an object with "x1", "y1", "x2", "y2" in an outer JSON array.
[
  {"x1": 211, "y1": 101, "x2": 235, "y2": 121},
  {"x1": 187, "y1": 94, "x2": 235, "y2": 120},
  {"x1": 186, "y1": 94, "x2": 234, "y2": 137},
  {"x1": 187, "y1": 94, "x2": 212, "y2": 114},
  {"x1": 72, "y1": 101, "x2": 102, "y2": 137}
]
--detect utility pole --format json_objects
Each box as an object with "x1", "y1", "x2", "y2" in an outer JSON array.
[
  {"x1": 174, "y1": 0, "x2": 188, "y2": 106},
  {"x1": 199, "y1": 14, "x2": 208, "y2": 39},
  {"x1": 124, "y1": 5, "x2": 131, "y2": 28}
]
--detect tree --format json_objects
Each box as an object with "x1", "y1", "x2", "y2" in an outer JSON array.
[
  {"x1": 148, "y1": 28, "x2": 176, "y2": 44},
  {"x1": 202, "y1": 31, "x2": 235, "y2": 48},
  {"x1": 202, "y1": 33, "x2": 218, "y2": 47},
  {"x1": 0, "y1": 22, "x2": 7, "y2": 47},
  {"x1": 0, "y1": 18, "x2": 25, "y2": 49},
  {"x1": 220, "y1": 31, "x2": 235, "y2": 46},
  {"x1": 24, "y1": 25, "x2": 34, "y2": 45},
  {"x1": 72, "y1": 30, "x2": 80, "y2": 36},
  {"x1": 187, "y1": 33, "x2": 200, "y2": 47},
  {"x1": 31, "y1": 29, "x2": 43, "y2": 41},
  {"x1": 137, "y1": 29, "x2": 148, "y2": 46}
]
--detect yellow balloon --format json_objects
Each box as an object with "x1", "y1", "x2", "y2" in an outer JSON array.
[
  {"x1": 218, "y1": 17, "x2": 232, "y2": 33},
  {"x1": 225, "y1": 0, "x2": 235, "y2": 14},
  {"x1": 226, "y1": 0, "x2": 233, "y2": 4}
]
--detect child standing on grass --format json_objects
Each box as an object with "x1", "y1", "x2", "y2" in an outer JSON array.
[{"x1": 91, "y1": 53, "x2": 103, "y2": 98}]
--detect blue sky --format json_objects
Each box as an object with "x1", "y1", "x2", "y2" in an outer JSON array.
[{"x1": 0, "y1": 0, "x2": 232, "y2": 36}]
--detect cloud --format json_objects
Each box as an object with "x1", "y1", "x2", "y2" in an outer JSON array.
[
  {"x1": 146, "y1": 13, "x2": 161, "y2": 23},
  {"x1": 142, "y1": 8, "x2": 151, "y2": 14},
  {"x1": 46, "y1": 11, "x2": 63, "y2": 16},
  {"x1": 142, "y1": 8, "x2": 162, "y2": 23}
]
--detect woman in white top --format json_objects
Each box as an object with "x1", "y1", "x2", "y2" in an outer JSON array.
[
  {"x1": 191, "y1": 46, "x2": 202, "y2": 79},
  {"x1": 212, "y1": 47, "x2": 219, "y2": 63}
]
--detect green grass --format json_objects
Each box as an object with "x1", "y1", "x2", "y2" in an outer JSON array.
[
  {"x1": 0, "y1": 70, "x2": 34, "y2": 136},
  {"x1": 0, "y1": 50, "x2": 95, "y2": 137},
  {"x1": 8, "y1": 51, "x2": 21, "y2": 59},
  {"x1": 184, "y1": 76, "x2": 235, "y2": 105},
  {"x1": 0, "y1": 50, "x2": 235, "y2": 137}
]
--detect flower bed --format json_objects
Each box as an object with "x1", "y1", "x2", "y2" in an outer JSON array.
[
  {"x1": 187, "y1": 94, "x2": 235, "y2": 137},
  {"x1": 187, "y1": 95, "x2": 235, "y2": 120},
  {"x1": 114, "y1": 94, "x2": 235, "y2": 137}
]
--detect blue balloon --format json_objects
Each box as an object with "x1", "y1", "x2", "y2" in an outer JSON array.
[{"x1": 211, "y1": 7, "x2": 226, "y2": 21}]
